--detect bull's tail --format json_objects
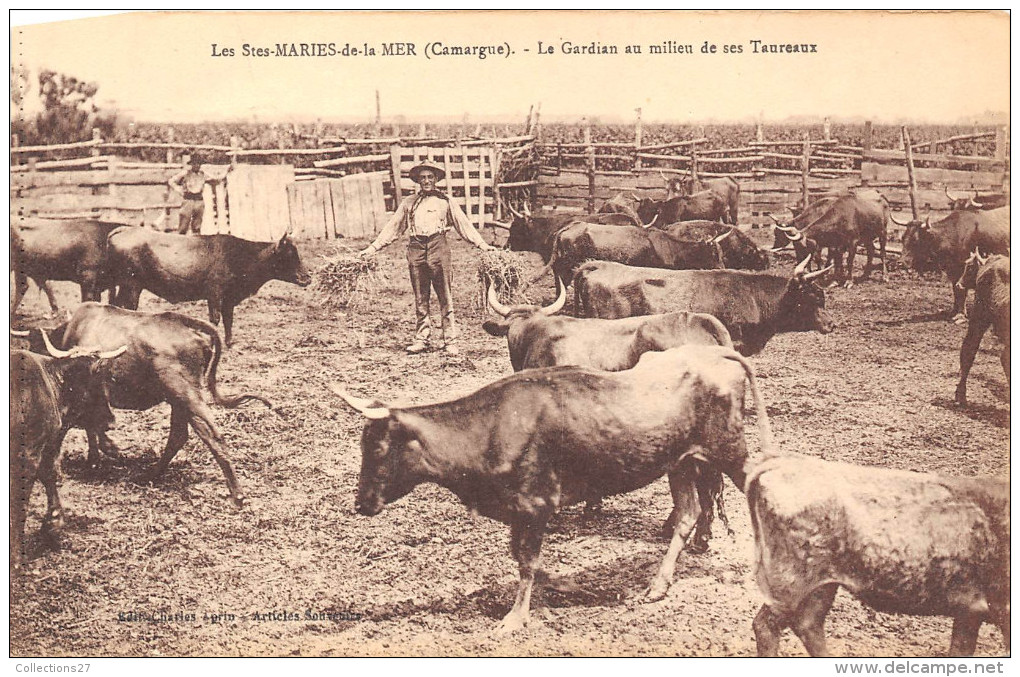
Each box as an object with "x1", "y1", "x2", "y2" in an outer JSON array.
[
  {"x1": 722, "y1": 350, "x2": 777, "y2": 461},
  {"x1": 163, "y1": 312, "x2": 275, "y2": 412}
]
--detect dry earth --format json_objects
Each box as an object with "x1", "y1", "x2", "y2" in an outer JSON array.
[{"x1": 10, "y1": 232, "x2": 1010, "y2": 657}]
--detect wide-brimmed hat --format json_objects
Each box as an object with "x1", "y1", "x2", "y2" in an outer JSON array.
[{"x1": 409, "y1": 160, "x2": 445, "y2": 184}]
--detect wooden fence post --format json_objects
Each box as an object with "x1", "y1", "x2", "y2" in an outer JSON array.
[
  {"x1": 633, "y1": 107, "x2": 643, "y2": 171},
  {"x1": 531, "y1": 102, "x2": 541, "y2": 138},
  {"x1": 995, "y1": 126, "x2": 1007, "y2": 161},
  {"x1": 801, "y1": 134, "x2": 811, "y2": 209},
  {"x1": 902, "y1": 127, "x2": 919, "y2": 220},
  {"x1": 524, "y1": 104, "x2": 534, "y2": 133},
  {"x1": 389, "y1": 143, "x2": 403, "y2": 210},
  {"x1": 91, "y1": 128, "x2": 101, "y2": 157},
  {"x1": 756, "y1": 120, "x2": 764, "y2": 143},
  {"x1": 584, "y1": 118, "x2": 595, "y2": 214},
  {"x1": 860, "y1": 121, "x2": 873, "y2": 186},
  {"x1": 823, "y1": 117, "x2": 831, "y2": 142},
  {"x1": 556, "y1": 142, "x2": 563, "y2": 176},
  {"x1": 690, "y1": 144, "x2": 699, "y2": 185},
  {"x1": 166, "y1": 127, "x2": 176, "y2": 164},
  {"x1": 229, "y1": 135, "x2": 239, "y2": 167},
  {"x1": 375, "y1": 89, "x2": 382, "y2": 138}
]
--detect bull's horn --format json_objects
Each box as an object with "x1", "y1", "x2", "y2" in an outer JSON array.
[
  {"x1": 96, "y1": 345, "x2": 128, "y2": 360},
  {"x1": 969, "y1": 198, "x2": 984, "y2": 208},
  {"x1": 539, "y1": 276, "x2": 567, "y2": 316},
  {"x1": 793, "y1": 256, "x2": 813, "y2": 277},
  {"x1": 486, "y1": 280, "x2": 512, "y2": 317},
  {"x1": 767, "y1": 213, "x2": 781, "y2": 225},
  {"x1": 712, "y1": 228, "x2": 734, "y2": 244},
  {"x1": 803, "y1": 264, "x2": 835, "y2": 282},
  {"x1": 10, "y1": 329, "x2": 30, "y2": 337},
  {"x1": 487, "y1": 220, "x2": 512, "y2": 230},
  {"x1": 40, "y1": 329, "x2": 72, "y2": 358},
  {"x1": 506, "y1": 202, "x2": 524, "y2": 219},
  {"x1": 922, "y1": 215, "x2": 931, "y2": 230},
  {"x1": 522, "y1": 201, "x2": 531, "y2": 217},
  {"x1": 643, "y1": 211, "x2": 659, "y2": 229},
  {"x1": 889, "y1": 213, "x2": 911, "y2": 226},
  {"x1": 628, "y1": 193, "x2": 640, "y2": 202},
  {"x1": 769, "y1": 246, "x2": 791, "y2": 253},
  {"x1": 976, "y1": 248, "x2": 989, "y2": 266},
  {"x1": 945, "y1": 186, "x2": 961, "y2": 202},
  {"x1": 785, "y1": 229, "x2": 803, "y2": 243},
  {"x1": 329, "y1": 385, "x2": 391, "y2": 420},
  {"x1": 659, "y1": 169, "x2": 668, "y2": 182}
]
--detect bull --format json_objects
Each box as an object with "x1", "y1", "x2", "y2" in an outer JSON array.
[
  {"x1": 22, "y1": 302, "x2": 273, "y2": 507},
  {"x1": 483, "y1": 278, "x2": 734, "y2": 548},
  {"x1": 638, "y1": 189, "x2": 728, "y2": 225},
  {"x1": 662, "y1": 221, "x2": 770, "y2": 270},
  {"x1": 664, "y1": 172, "x2": 741, "y2": 225},
  {"x1": 108, "y1": 229, "x2": 311, "y2": 346},
  {"x1": 953, "y1": 251, "x2": 1009, "y2": 406},
  {"x1": 747, "y1": 453, "x2": 1009, "y2": 657},
  {"x1": 11, "y1": 332, "x2": 126, "y2": 570},
  {"x1": 769, "y1": 195, "x2": 887, "y2": 287},
  {"x1": 528, "y1": 222, "x2": 726, "y2": 287},
  {"x1": 892, "y1": 207, "x2": 1009, "y2": 322},
  {"x1": 337, "y1": 343, "x2": 774, "y2": 632},
  {"x1": 11, "y1": 218, "x2": 120, "y2": 316},
  {"x1": 507, "y1": 203, "x2": 641, "y2": 262},
  {"x1": 597, "y1": 193, "x2": 643, "y2": 226},
  {"x1": 945, "y1": 187, "x2": 1008, "y2": 211},
  {"x1": 573, "y1": 257, "x2": 834, "y2": 356}
]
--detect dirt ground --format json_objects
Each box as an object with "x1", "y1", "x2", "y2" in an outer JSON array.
[{"x1": 9, "y1": 232, "x2": 1010, "y2": 657}]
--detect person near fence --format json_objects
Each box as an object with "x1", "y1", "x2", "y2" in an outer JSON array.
[
  {"x1": 168, "y1": 155, "x2": 227, "y2": 235},
  {"x1": 360, "y1": 160, "x2": 495, "y2": 355}
]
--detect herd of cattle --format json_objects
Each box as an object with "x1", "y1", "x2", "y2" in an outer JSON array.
[{"x1": 10, "y1": 173, "x2": 1010, "y2": 657}]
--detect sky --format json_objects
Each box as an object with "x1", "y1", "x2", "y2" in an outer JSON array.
[{"x1": 9, "y1": 10, "x2": 1011, "y2": 125}]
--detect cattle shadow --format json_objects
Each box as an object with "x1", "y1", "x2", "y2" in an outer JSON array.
[
  {"x1": 61, "y1": 450, "x2": 210, "y2": 500},
  {"x1": 356, "y1": 547, "x2": 732, "y2": 626},
  {"x1": 931, "y1": 397, "x2": 1010, "y2": 429},
  {"x1": 547, "y1": 505, "x2": 665, "y2": 543}
]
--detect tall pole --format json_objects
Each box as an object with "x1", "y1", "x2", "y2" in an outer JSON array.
[
  {"x1": 633, "y1": 107, "x2": 643, "y2": 171},
  {"x1": 902, "y1": 126, "x2": 919, "y2": 220}
]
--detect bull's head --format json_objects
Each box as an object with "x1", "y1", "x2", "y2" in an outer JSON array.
[
  {"x1": 636, "y1": 198, "x2": 663, "y2": 227},
  {"x1": 955, "y1": 247, "x2": 988, "y2": 291},
  {"x1": 776, "y1": 257, "x2": 836, "y2": 335},
  {"x1": 39, "y1": 329, "x2": 127, "y2": 432},
  {"x1": 505, "y1": 201, "x2": 534, "y2": 252},
  {"x1": 945, "y1": 186, "x2": 985, "y2": 210},
  {"x1": 332, "y1": 386, "x2": 424, "y2": 516},
  {"x1": 891, "y1": 212, "x2": 938, "y2": 272},
  {"x1": 482, "y1": 276, "x2": 567, "y2": 339},
  {"x1": 270, "y1": 234, "x2": 312, "y2": 287}
]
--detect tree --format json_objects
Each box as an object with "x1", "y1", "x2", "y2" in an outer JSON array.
[{"x1": 11, "y1": 68, "x2": 120, "y2": 146}]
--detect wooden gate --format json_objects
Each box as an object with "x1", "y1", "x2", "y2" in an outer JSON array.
[
  {"x1": 223, "y1": 165, "x2": 295, "y2": 241},
  {"x1": 390, "y1": 144, "x2": 498, "y2": 227},
  {"x1": 285, "y1": 172, "x2": 388, "y2": 240}
]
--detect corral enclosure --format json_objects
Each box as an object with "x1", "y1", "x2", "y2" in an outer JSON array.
[
  {"x1": 8, "y1": 238, "x2": 1010, "y2": 657},
  {"x1": 9, "y1": 115, "x2": 1011, "y2": 658},
  {"x1": 10, "y1": 117, "x2": 1008, "y2": 246}
]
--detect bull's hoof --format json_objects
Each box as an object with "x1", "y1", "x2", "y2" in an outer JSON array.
[
  {"x1": 954, "y1": 389, "x2": 968, "y2": 407},
  {"x1": 231, "y1": 495, "x2": 246, "y2": 509},
  {"x1": 581, "y1": 500, "x2": 603, "y2": 519},
  {"x1": 685, "y1": 536, "x2": 710, "y2": 555},
  {"x1": 843, "y1": 280, "x2": 855, "y2": 290},
  {"x1": 494, "y1": 611, "x2": 529, "y2": 635},
  {"x1": 952, "y1": 314, "x2": 968, "y2": 326},
  {"x1": 643, "y1": 576, "x2": 671, "y2": 603}
]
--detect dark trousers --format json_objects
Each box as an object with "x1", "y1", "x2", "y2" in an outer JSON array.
[
  {"x1": 406, "y1": 233, "x2": 457, "y2": 345},
  {"x1": 178, "y1": 199, "x2": 205, "y2": 234}
]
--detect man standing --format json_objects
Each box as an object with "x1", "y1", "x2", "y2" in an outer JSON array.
[
  {"x1": 168, "y1": 155, "x2": 225, "y2": 235},
  {"x1": 360, "y1": 160, "x2": 494, "y2": 355}
]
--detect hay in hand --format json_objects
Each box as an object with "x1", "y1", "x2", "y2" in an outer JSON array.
[
  {"x1": 477, "y1": 249, "x2": 532, "y2": 306},
  {"x1": 312, "y1": 245, "x2": 380, "y2": 309}
]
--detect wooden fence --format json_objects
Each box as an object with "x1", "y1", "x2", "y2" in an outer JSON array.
[
  {"x1": 536, "y1": 120, "x2": 1009, "y2": 228},
  {"x1": 10, "y1": 131, "x2": 537, "y2": 242}
]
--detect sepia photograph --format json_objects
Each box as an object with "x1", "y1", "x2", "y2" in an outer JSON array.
[{"x1": 8, "y1": 10, "x2": 1010, "y2": 664}]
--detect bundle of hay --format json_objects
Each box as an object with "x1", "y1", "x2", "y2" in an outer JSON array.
[
  {"x1": 477, "y1": 249, "x2": 532, "y2": 307},
  {"x1": 312, "y1": 245, "x2": 380, "y2": 309}
]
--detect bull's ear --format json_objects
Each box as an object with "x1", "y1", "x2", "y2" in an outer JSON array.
[
  {"x1": 482, "y1": 320, "x2": 510, "y2": 337},
  {"x1": 330, "y1": 384, "x2": 390, "y2": 419}
]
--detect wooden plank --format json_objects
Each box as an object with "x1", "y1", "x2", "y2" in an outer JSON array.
[
  {"x1": 368, "y1": 172, "x2": 386, "y2": 234},
  {"x1": 286, "y1": 184, "x2": 303, "y2": 239},
  {"x1": 345, "y1": 175, "x2": 368, "y2": 238},
  {"x1": 864, "y1": 148, "x2": 1005, "y2": 169},
  {"x1": 457, "y1": 141, "x2": 470, "y2": 223},
  {"x1": 861, "y1": 162, "x2": 1004, "y2": 187}
]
